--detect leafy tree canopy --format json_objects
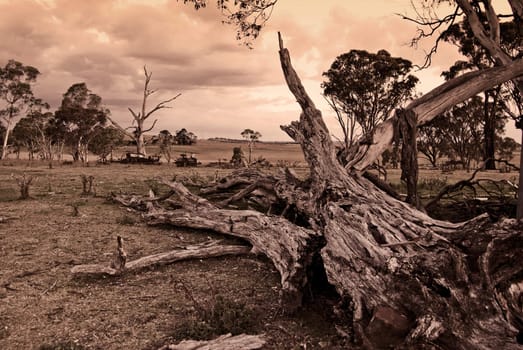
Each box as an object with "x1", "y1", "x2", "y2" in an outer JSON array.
[
  {"x1": 322, "y1": 49, "x2": 418, "y2": 140},
  {"x1": 55, "y1": 82, "x2": 109, "y2": 136}
]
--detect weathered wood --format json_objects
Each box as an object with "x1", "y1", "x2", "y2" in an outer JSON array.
[
  {"x1": 109, "y1": 33, "x2": 523, "y2": 349},
  {"x1": 71, "y1": 240, "x2": 251, "y2": 277},
  {"x1": 157, "y1": 333, "x2": 265, "y2": 350},
  {"x1": 131, "y1": 180, "x2": 324, "y2": 311},
  {"x1": 276, "y1": 34, "x2": 523, "y2": 348},
  {"x1": 350, "y1": 58, "x2": 523, "y2": 171},
  {"x1": 110, "y1": 236, "x2": 127, "y2": 271}
]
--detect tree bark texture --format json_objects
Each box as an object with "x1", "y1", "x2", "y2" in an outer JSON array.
[
  {"x1": 71, "y1": 239, "x2": 250, "y2": 277},
  {"x1": 111, "y1": 35, "x2": 523, "y2": 349},
  {"x1": 157, "y1": 333, "x2": 265, "y2": 350}
]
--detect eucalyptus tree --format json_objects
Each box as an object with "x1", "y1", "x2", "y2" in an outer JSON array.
[
  {"x1": 54, "y1": 83, "x2": 109, "y2": 163},
  {"x1": 440, "y1": 19, "x2": 521, "y2": 169},
  {"x1": 322, "y1": 49, "x2": 418, "y2": 153},
  {"x1": 89, "y1": 126, "x2": 125, "y2": 163},
  {"x1": 0, "y1": 60, "x2": 41, "y2": 159},
  {"x1": 241, "y1": 128, "x2": 261, "y2": 164},
  {"x1": 11, "y1": 110, "x2": 54, "y2": 160}
]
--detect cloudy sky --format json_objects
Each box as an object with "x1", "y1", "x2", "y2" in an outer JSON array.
[{"x1": 0, "y1": 0, "x2": 518, "y2": 141}]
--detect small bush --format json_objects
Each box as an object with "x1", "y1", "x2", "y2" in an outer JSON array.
[
  {"x1": 172, "y1": 281, "x2": 257, "y2": 340},
  {"x1": 116, "y1": 215, "x2": 137, "y2": 225}
]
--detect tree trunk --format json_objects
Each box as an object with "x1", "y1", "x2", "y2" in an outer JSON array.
[
  {"x1": 1, "y1": 113, "x2": 12, "y2": 160},
  {"x1": 111, "y1": 35, "x2": 523, "y2": 349},
  {"x1": 136, "y1": 125, "x2": 146, "y2": 155},
  {"x1": 483, "y1": 90, "x2": 499, "y2": 170},
  {"x1": 517, "y1": 130, "x2": 523, "y2": 220}
]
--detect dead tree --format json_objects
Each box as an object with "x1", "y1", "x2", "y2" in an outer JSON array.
[
  {"x1": 12, "y1": 173, "x2": 34, "y2": 199},
  {"x1": 80, "y1": 175, "x2": 96, "y2": 196},
  {"x1": 71, "y1": 239, "x2": 251, "y2": 277},
  {"x1": 107, "y1": 66, "x2": 181, "y2": 155},
  {"x1": 111, "y1": 34, "x2": 523, "y2": 349}
]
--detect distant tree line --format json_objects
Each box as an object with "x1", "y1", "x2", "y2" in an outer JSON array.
[{"x1": 0, "y1": 60, "x2": 195, "y2": 164}]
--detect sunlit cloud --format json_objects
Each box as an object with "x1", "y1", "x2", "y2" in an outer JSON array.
[{"x1": 1, "y1": 0, "x2": 513, "y2": 141}]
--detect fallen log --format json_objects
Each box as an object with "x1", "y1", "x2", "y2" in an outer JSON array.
[
  {"x1": 157, "y1": 333, "x2": 265, "y2": 350},
  {"x1": 71, "y1": 239, "x2": 251, "y2": 277},
  {"x1": 115, "y1": 179, "x2": 324, "y2": 311},
  {"x1": 110, "y1": 34, "x2": 523, "y2": 348}
]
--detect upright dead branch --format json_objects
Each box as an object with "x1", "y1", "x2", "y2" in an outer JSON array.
[
  {"x1": 110, "y1": 236, "x2": 127, "y2": 271},
  {"x1": 107, "y1": 66, "x2": 181, "y2": 155},
  {"x1": 80, "y1": 175, "x2": 96, "y2": 196},
  {"x1": 397, "y1": 109, "x2": 420, "y2": 207},
  {"x1": 12, "y1": 173, "x2": 34, "y2": 199}
]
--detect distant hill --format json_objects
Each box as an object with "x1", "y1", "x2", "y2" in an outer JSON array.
[{"x1": 207, "y1": 137, "x2": 297, "y2": 145}]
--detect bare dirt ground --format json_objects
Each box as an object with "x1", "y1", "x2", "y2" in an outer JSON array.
[
  {"x1": 0, "y1": 161, "x2": 347, "y2": 350},
  {"x1": 0, "y1": 141, "x2": 519, "y2": 349}
]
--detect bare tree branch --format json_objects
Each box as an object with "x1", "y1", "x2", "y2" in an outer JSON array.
[
  {"x1": 348, "y1": 58, "x2": 523, "y2": 171},
  {"x1": 143, "y1": 119, "x2": 158, "y2": 133},
  {"x1": 143, "y1": 93, "x2": 182, "y2": 120},
  {"x1": 119, "y1": 66, "x2": 182, "y2": 154}
]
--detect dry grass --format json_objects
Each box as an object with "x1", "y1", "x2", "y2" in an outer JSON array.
[
  {"x1": 0, "y1": 159, "x2": 345, "y2": 350},
  {"x1": 0, "y1": 141, "x2": 519, "y2": 349}
]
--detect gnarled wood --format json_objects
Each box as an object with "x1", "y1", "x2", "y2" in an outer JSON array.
[
  {"x1": 157, "y1": 333, "x2": 265, "y2": 350},
  {"x1": 110, "y1": 33, "x2": 523, "y2": 349},
  {"x1": 276, "y1": 35, "x2": 523, "y2": 348},
  {"x1": 71, "y1": 240, "x2": 250, "y2": 277},
  {"x1": 114, "y1": 179, "x2": 324, "y2": 311}
]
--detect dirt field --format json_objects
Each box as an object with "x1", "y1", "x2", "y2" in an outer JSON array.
[
  {"x1": 0, "y1": 159, "x2": 348, "y2": 350},
  {"x1": 0, "y1": 141, "x2": 519, "y2": 349}
]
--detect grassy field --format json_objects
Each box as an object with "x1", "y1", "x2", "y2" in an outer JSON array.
[
  {"x1": 0, "y1": 140, "x2": 519, "y2": 349},
  {"x1": 117, "y1": 139, "x2": 306, "y2": 165}
]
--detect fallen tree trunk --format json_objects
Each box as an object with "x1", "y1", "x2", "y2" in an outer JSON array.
[
  {"x1": 112, "y1": 34, "x2": 523, "y2": 349},
  {"x1": 114, "y1": 179, "x2": 324, "y2": 311},
  {"x1": 71, "y1": 240, "x2": 251, "y2": 277},
  {"x1": 157, "y1": 333, "x2": 265, "y2": 350}
]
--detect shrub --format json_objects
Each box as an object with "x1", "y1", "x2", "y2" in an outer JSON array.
[
  {"x1": 116, "y1": 215, "x2": 137, "y2": 225},
  {"x1": 172, "y1": 281, "x2": 257, "y2": 340}
]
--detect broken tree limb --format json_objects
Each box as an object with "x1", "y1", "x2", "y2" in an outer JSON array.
[
  {"x1": 349, "y1": 57, "x2": 523, "y2": 171},
  {"x1": 71, "y1": 240, "x2": 251, "y2": 277},
  {"x1": 114, "y1": 180, "x2": 324, "y2": 311},
  {"x1": 157, "y1": 333, "x2": 265, "y2": 350}
]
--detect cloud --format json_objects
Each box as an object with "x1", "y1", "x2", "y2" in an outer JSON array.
[{"x1": 0, "y1": 0, "x2": 479, "y2": 140}]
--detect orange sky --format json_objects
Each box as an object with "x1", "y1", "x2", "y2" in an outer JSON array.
[{"x1": 0, "y1": 0, "x2": 518, "y2": 141}]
